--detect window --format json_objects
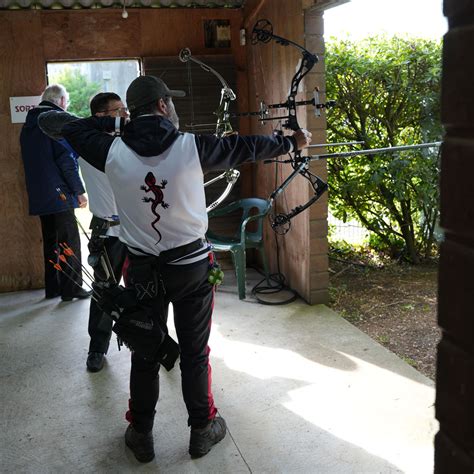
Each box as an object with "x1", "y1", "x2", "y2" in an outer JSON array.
[{"x1": 47, "y1": 59, "x2": 140, "y2": 117}]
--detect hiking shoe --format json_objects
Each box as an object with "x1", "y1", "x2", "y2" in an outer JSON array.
[
  {"x1": 125, "y1": 424, "x2": 155, "y2": 463},
  {"x1": 61, "y1": 288, "x2": 92, "y2": 302},
  {"x1": 189, "y1": 417, "x2": 226, "y2": 458},
  {"x1": 45, "y1": 292, "x2": 60, "y2": 299},
  {"x1": 86, "y1": 352, "x2": 105, "y2": 372}
]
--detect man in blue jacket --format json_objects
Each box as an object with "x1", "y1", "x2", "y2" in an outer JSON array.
[{"x1": 20, "y1": 84, "x2": 91, "y2": 301}]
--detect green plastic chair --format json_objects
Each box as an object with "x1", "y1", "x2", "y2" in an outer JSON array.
[{"x1": 207, "y1": 198, "x2": 271, "y2": 300}]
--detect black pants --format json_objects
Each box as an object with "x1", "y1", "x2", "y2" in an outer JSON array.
[
  {"x1": 127, "y1": 255, "x2": 217, "y2": 433},
  {"x1": 88, "y1": 236, "x2": 127, "y2": 353},
  {"x1": 39, "y1": 211, "x2": 82, "y2": 298}
]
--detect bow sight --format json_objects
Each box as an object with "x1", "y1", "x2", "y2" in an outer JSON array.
[{"x1": 234, "y1": 89, "x2": 336, "y2": 125}]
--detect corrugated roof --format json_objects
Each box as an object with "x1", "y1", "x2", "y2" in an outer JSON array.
[{"x1": 0, "y1": 0, "x2": 244, "y2": 9}]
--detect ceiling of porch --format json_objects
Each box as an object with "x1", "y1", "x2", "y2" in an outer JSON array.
[{"x1": 0, "y1": 0, "x2": 348, "y2": 11}]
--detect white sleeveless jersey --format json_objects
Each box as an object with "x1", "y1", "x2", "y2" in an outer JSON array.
[
  {"x1": 105, "y1": 133, "x2": 208, "y2": 256},
  {"x1": 78, "y1": 157, "x2": 120, "y2": 237}
]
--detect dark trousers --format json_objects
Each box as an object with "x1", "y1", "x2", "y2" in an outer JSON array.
[
  {"x1": 88, "y1": 236, "x2": 127, "y2": 354},
  {"x1": 127, "y1": 255, "x2": 217, "y2": 433},
  {"x1": 40, "y1": 211, "x2": 82, "y2": 298}
]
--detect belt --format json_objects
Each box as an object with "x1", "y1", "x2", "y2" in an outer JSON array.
[{"x1": 128, "y1": 238, "x2": 207, "y2": 265}]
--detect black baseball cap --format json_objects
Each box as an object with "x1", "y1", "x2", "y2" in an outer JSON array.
[{"x1": 126, "y1": 75, "x2": 186, "y2": 112}]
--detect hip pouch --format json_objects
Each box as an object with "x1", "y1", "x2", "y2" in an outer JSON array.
[
  {"x1": 112, "y1": 305, "x2": 179, "y2": 371},
  {"x1": 97, "y1": 258, "x2": 179, "y2": 370}
]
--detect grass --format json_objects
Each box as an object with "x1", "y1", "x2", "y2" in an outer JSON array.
[{"x1": 401, "y1": 356, "x2": 418, "y2": 368}]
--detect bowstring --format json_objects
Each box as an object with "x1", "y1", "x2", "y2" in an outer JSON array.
[
  {"x1": 272, "y1": 36, "x2": 292, "y2": 232},
  {"x1": 186, "y1": 60, "x2": 196, "y2": 132}
]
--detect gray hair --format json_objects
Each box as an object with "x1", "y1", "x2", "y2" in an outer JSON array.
[{"x1": 41, "y1": 84, "x2": 68, "y2": 106}]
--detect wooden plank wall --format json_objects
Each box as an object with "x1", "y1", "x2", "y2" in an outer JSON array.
[
  {"x1": 242, "y1": 0, "x2": 328, "y2": 303},
  {"x1": 0, "y1": 8, "x2": 246, "y2": 292},
  {"x1": 0, "y1": 13, "x2": 46, "y2": 291}
]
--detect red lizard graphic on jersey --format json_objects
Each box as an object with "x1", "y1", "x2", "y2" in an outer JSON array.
[{"x1": 141, "y1": 172, "x2": 169, "y2": 243}]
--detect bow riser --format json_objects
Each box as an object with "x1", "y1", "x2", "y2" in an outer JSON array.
[{"x1": 248, "y1": 19, "x2": 331, "y2": 233}]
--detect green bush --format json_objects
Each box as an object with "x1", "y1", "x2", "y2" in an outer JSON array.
[
  {"x1": 326, "y1": 36, "x2": 442, "y2": 263},
  {"x1": 49, "y1": 67, "x2": 101, "y2": 117}
]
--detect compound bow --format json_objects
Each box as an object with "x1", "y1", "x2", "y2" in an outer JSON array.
[
  {"x1": 179, "y1": 48, "x2": 240, "y2": 212},
  {"x1": 238, "y1": 19, "x2": 335, "y2": 233}
]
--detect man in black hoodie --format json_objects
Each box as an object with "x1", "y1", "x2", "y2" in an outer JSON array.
[
  {"x1": 20, "y1": 84, "x2": 91, "y2": 301},
  {"x1": 38, "y1": 75, "x2": 312, "y2": 463}
]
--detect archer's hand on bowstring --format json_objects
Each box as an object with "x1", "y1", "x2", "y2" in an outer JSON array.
[{"x1": 292, "y1": 129, "x2": 312, "y2": 151}]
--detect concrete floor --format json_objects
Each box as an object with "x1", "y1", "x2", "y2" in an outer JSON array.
[{"x1": 0, "y1": 270, "x2": 437, "y2": 473}]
